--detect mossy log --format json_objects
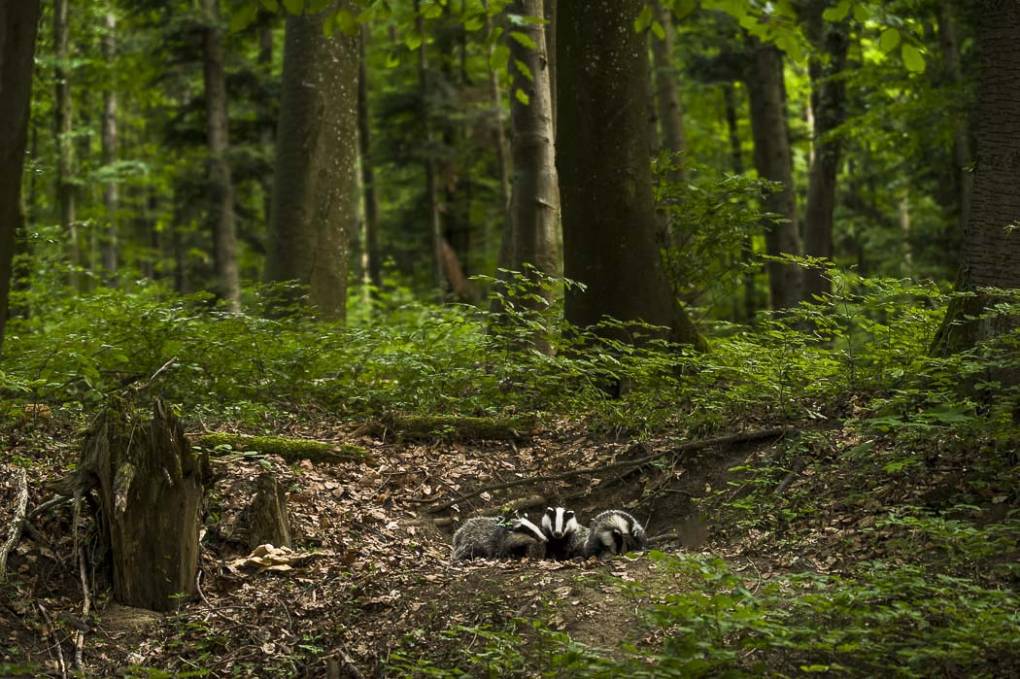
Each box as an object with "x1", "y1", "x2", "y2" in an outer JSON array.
[
  {"x1": 196, "y1": 433, "x2": 369, "y2": 464},
  {"x1": 248, "y1": 474, "x2": 292, "y2": 549},
  {"x1": 374, "y1": 413, "x2": 539, "y2": 442},
  {"x1": 80, "y1": 400, "x2": 208, "y2": 612}
]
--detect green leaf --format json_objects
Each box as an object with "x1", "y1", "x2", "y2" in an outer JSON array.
[
  {"x1": 282, "y1": 0, "x2": 302, "y2": 14},
  {"x1": 852, "y1": 4, "x2": 869, "y2": 22},
  {"x1": 405, "y1": 32, "x2": 423, "y2": 51},
  {"x1": 513, "y1": 58, "x2": 533, "y2": 82},
  {"x1": 514, "y1": 88, "x2": 530, "y2": 106},
  {"x1": 509, "y1": 30, "x2": 538, "y2": 50},
  {"x1": 879, "y1": 28, "x2": 901, "y2": 53},
  {"x1": 901, "y1": 43, "x2": 926, "y2": 73},
  {"x1": 634, "y1": 5, "x2": 653, "y2": 33},
  {"x1": 259, "y1": 0, "x2": 279, "y2": 11},
  {"x1": 334, "y1": 8, "x2": 358, "y2": 35},
  {"x1": 228, "y1": 2, "x2": 258, "y2": 32},
  {"x1": 821, "y1": 0, "x2": 850, "y2": 22},
  {"x1": 673, "y1": 0, "x2": 697, "y2": 20},
  {"x1": 651, "y1": 20, "x2": 666, "y2": 41},
  {"x1": 421, "y1": 2, "x2": 443, "y2": 19}
]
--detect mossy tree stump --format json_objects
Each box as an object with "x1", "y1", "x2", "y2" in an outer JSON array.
[
  {"x1": 80, "y1": 400, "x2": 208, "y2": 612},
  {"x1": 248, "y1": 474, "x2": 292, "y2": 549}
]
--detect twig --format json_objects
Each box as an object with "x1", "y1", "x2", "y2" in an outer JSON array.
[
  {"x1": 196, "y1": 570, "x2": 248, "y2": 628},
  {"x1": 426, "y1": 428, "x2": 792, "y2": 514},
  {"x1": 774, "y1": 458, "x2": 807, "y2": 496},
  {"x1": 37, "y1": 602, "x2": 68, "y2": 679},
  {"x1": 326, "y1": 649, "x2": 365, "y2": 679},
  {"x1": 0, "y1": 469, "x2": 29, "y2": 581},
  {"x1": 72, "y1": 490, "x2": 91, "y2": 671},
  {"x1": 28, "y1": 493, "x2": 72, "y2": 520}
]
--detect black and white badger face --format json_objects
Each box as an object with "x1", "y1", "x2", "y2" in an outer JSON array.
[
  {"x1": 594, "y1": 511, "x2": 646, "y2": 555},
  {"x1": 542, "y1": 506, "x2": 579, "y2": 540},
  {"x1": 507, "y1": 516, "x2": 547, "y2": 548}
]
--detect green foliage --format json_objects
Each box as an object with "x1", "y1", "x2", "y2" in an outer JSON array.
[{"x1": 390, "y1": 554, "x2": 1020, "y2": 678}]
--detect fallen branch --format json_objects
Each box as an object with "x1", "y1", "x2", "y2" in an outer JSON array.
[
  {"x1": 72, "y1": 491, "x2": 90, "y2": 671},
  {"x1": 0, "y1": 469, "x2": 29, "y2": 581},
  {"x1": 426, "y1": 428, "x2": 792, "y2": 514}
]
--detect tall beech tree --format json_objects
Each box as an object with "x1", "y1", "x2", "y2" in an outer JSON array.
[
  {"x1": 101, "y1": 11, "x2": 119, "y2": 277},
  {"x1": 745, "y1": 40, "x2": 802, "y2": 309},
  {"x1": 650, "y1": 0, "x2": 686, "y2": 171},
  {"x1": 54, "y1": 0, "x2": 79, "y2": 286},
  {"x1": 266, "y1": 6, "x2": 358, "y2": 321},
  {"x1": 202, "y1": 0, "x2": 241, "y2": 311},
  {"x1": 0, "y1": 0, "x2": 42, "y2": 353},
  {"x1": 358, "y1": 27, "x2": 382, "y2": 290},
  {"x1": 505, "y1": 0, "x2": 560, "y2": 295},
  {"x1": 799, "y1": 0, "x2": 849, "y2": 300},
  {"x1": 557, "y1": 0, "x2": 702, "y2": 347},
  {"x1": 934, "y1": 0, "x2": 1020, "y2": 358}
]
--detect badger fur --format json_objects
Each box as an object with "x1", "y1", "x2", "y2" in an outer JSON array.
[
  {"x1": 541, "y1": 506, "x2": 589, "y2": 560},
  {"x1": 584, "y1": 510, "x2": 646, "y2": 558},
  {"x1": 451, "y1": 515, "x2": 547, "y2": 561}
]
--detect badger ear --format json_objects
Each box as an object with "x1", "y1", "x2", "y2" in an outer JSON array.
[
  {"x1": 546, "y1": 507, "x2": 555, "y2": 514},
  {"x1": 566, "y1": 510, "x2": 575, "y2": 519}
]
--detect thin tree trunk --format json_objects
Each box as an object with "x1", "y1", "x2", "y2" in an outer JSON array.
[
  {"x1": 544, "y1": 0, "x2": 556, "y2": 138},
  {"x1": 266, "y1": 7, "x2": 358, "y2": 321},
  {"x1": 415, "y1": 0, "x2": 444, "y2": 292},
  {"x1": 801, "y1": 2, "x2": 848, "y2": 300},
  {"x1": 937, "y1": 0, "x2": 973, "y2": 248},
  {"x1": 507, "y1": 0, "x2": 561, "y2": 302},
  {"x1": 933, "y1": 1, "x2": 1020, "y2": 358},
  {"x1": 101, "y1": 12, "x2": 119, "y2": 278},
  {"x1": 258, "y1": 23, "x2": 274, "y2": 230},
  {"x1": 0, "y1": 0, "x2": 42, "y2": 353},
  {"x1": 201, "y1": 0, "x2": 241, "y2": 311},
  {"x1": 650, "y1": 0, "x2": 686, "y2": 170},
  {"x1": 483, "y1": 2, "x2": 512, "y2": 266},
  {"x1": 557, "y1": 0, "x2": 703, "y2": 348},
  {"x1": 745, "y1": 41, "x2": 802, "y2": 309},
  {"x1": 53, "y1": 0, "x2": 79, "y2": 288},
  {"x1": 724, "y1": 83, "x2": 756, "y2": 322},
  {"x1": 358, "y1": 27, "x2": 382, "y2": 290}
]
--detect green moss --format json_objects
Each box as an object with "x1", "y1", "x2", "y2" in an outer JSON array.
[
  {"x1": 196, "y1": 432, "x2": 369, "y2": 464},
  {"x1": 379, "y1": 413, "x2": 539, "y2": 441}
]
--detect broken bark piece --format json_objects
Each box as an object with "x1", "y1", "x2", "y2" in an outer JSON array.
[
  {"x1": 248, "y1": 474, "x2": 292, "y2": 549},
  {"x1": 373, "y1": 413, "x2": 539, "y2": 442},
  {"x1": 197, "y1": 433, "x2": 368, "y2": 464},
  {"x1": 81, "y1": 400, "x2": 208, "y2": 612}
]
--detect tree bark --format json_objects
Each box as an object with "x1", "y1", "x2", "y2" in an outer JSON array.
[
  {"x1": 0, "y1": 0, "x2": 41, "y2": 354},
  {"x1": 937, "y1": 0, "x2": 974, "y2": 249},
  {"x1": 266, "y1": 7, "x2": 358, "y2": 321},
  {"x1": 745, "y1": 41, "x2": 802, "y2": 309},
  {"x1": 258, "y1": 23, "x2": 274, "y2": 232},
  {"x1": 507, "y1": 0, "x2": 561, "y2": 311},
  {"x1": 101, "y1": 12, "x2": 119, "y2": 278},
  {"x1": 202, "y1": 0, "x2": 241, "y2": 311},
  {"x1": 483, "y1": 2, "x2": 512, "y2": 266},
  {"x1": 414, "y1": 0, "x2": 444, "y2": 292},
  {"x1": 723, "y1": 82, "x2": 757, "y2": 322},
  {"x1": 557, "y1": 0, "x2": 703, "y2": 347},
  {"x1": 801, "y1": 1, "x2": 848, "y2": 300},
  {"x1": 79, "y1": 401, "x2": 208, "y2": 612},
  {"x1": 650, "y1": 0, "x2": 686, "y2": 169},
  {"x1": 53, "y1": 0, "x2": 80, "y2": 288},
  {"x1": 934, "y1": 0, "x2": 1020, "y2": 357},
  {"x1": 358, "y1": 27, "x2": 382, "y2": 290},
  {"x1": 248, "y1": 474, "x2": 291, "y2": 549}
]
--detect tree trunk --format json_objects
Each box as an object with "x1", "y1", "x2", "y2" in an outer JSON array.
[
  {"x1": 507, "y1": 0, "x2": 561, "y2": 310},
  {"x1": 0, "y1": 0, "x2": 41, "y2": 354},
  {"x1": 557, "y1": 0, "x2": 703, "y2": 347},
  {"x1": 248, "y1": 474, "x2": 291, "y2": 549},
  {"x1": 545, "y1": 0, "x2": 557, "y2": 138},
  {"x1": 414, "y1": 1, "x2": 444, "y2": 292},
  {"x1": 358, "y1": 27, "x2": 382, "y2": 290},
  {"x1": 745, "y1": 41, "x2": 802, "y2": 309},
  {"x1": 258, "y1": 23, "x2": 274, "y2": 232},
  {"x1": 53, "y1": 0, "x2": 80, "y2": 288},
  {"x1": 202, "y1": 0, "x2": 241, "y2": 311},
  {"x1": 801, "y1": 2, "x2": 848, "y2": 300},
  {"x1": 937, "y1": 0, "x2": 974, "y2": 249},
  {"x1": 79, "y1": 401, "x2": 208, "y2": 612},
  {"x1": 266, "y1": 7, "x2": 358, "y2": 321},
  {"x1": 483, "y1": 2, "x2": 512, "y2": 266},
  {"x1": 650, "y1": 0, "x2": 686, "y2": 169},
  {"x1": 934, "y1": 0, "x2": 1020, "y2": 357},
  {"x1": 101, "y1": 11, "x2": 119, "y2": 278},
  {"x1": 724, "y1": 82, "x2": 757, "y2": 322}
]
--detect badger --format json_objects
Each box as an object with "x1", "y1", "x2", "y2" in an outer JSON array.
[
  {"x1": 584, "y1": 510, "x2": 647, "y2": 559},
  {"x1": 451, "y1": 515, "x2": 547, "y2": 561},
  {"x1": 541, "y1": 506, "x2": 589, "y2": 560}
]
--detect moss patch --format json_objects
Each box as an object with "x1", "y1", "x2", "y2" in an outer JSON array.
[{"x1": 196, "y1": 433, "x2": 369, "y2": 464}]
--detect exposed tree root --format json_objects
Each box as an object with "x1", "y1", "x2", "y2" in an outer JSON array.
[{"x1": 0, "y1": 468, "x2": 29, "y2": 581}]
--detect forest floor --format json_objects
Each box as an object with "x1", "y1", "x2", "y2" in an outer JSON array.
[{"x1": 0, "y1": 408, "x2": 1016, "y2": 677}]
